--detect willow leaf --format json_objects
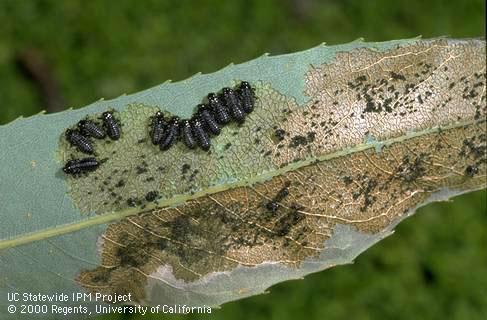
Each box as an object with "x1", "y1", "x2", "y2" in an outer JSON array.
[{"x1": 0, "y1": 38, "x2": 485, "y2": 317}]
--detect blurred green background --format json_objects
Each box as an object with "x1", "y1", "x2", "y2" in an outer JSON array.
[{"x1": 0, "y1": 0, "x2": 485, "y2": 319}]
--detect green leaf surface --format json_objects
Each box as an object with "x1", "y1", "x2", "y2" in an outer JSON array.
[{"x1": 0, "y1": 38, "x2": 485, "y2": 318}]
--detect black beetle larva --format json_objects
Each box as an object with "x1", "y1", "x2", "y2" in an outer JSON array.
[
  {"x1": 101, "y1": 110, "x2": 121, "y2": 140},
  {"x1": 237, "y1": 81, "x2": 255, "y2": 113},
  {"x1": 150, "y1": 111, "x2": 167, "y2": 145},
  {"x1": 222, "y1": 87, "x2": 245, "y2": 123},
  {"x1": 78, "y1": 119, "x2": 106, "y2": 139},
  {"x1": 181, "y1": 119, "x2": 197, "y2": 149},
  {"x1": 197, "y1": 104, "x2": 221, "y2": 135},
  {"x1": 191, "y1": 117, "x2": 211, "y2": 151},
  {"x1": 208, "y1": 93, "x2": 231, "y2": 124},
  {"x1": 159, "y1": 116, "x2": 180, "y2": 151},
  {"x1": 65, "y1": 129, "x2": 94, "y2": 154},
  {"x1": 63, "y1": 157, "x2": 99, "y2": 175}
]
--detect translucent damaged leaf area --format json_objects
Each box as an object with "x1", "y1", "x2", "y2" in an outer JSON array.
[
  {"x1": 75, "y1": 39, "x2": 486, "y2": 302},
  {"x1": 78, "y1": 122, "x2": 485, "y2": 301},
  {"x1": 61, "y1": 40, "x2": 485, "y2": 216},
  {"x1": 52, "y1": 40, "x2": 487, "y2": 301}
]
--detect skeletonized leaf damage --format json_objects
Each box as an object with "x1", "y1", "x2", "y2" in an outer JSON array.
[{"x1": 71, "y1": 39, "x2": 485, "y2": 303}]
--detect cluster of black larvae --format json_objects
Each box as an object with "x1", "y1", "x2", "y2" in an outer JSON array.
[
  {"x1": 150, "y1": 81, "x2": 255, "y2": 151},
  {"x1": 63, "y1": 111, "x2": 121, "y2": 175}
]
